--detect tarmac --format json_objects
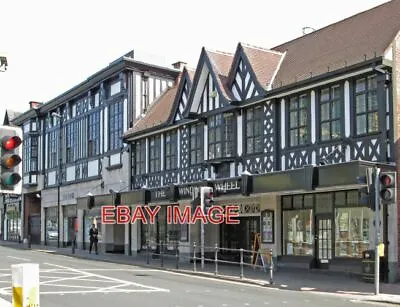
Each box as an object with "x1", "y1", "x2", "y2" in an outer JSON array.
[{"x1": 0, "y1": 240, "x2": 399, "y2": 305}]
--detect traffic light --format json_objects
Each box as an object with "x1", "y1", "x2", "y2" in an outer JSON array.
[
  {"x1": 357, "y1": 167, "x2": 374, "y2": 210},
  {"x1": 379, "y1": 171, "x2": 396, "y2": 205},
  {"x1": 0, "y1": 125, "x2": 23, "y2": 194},
  {"x1": 201, "y1": 186, "x2": 214, "y2": 214}
]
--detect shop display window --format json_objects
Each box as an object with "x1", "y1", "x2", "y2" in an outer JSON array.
[
  {"x1": 335, "y1": 207, "x2": 372, "y2": 258},
  {"x1": 283, "y1": 209, "x2": 313, "y2": 256}
]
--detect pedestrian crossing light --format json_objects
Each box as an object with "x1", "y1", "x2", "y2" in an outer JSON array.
[
  {"x1": 201, "y1": 186, "x2": 214, "y2": 214},
  {"x1": 0, "y1": 125, "x2": 23, "y2": 194},
  {"x1": 379, "y1": 171, "x2": 396, "y2": 205}
]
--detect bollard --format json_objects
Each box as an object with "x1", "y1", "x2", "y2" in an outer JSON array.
[
  {"x1": 72, "y1": 235, "x2": 76, "y2": 254},
  {"x1": 175, "y1": 243, "x2": 179, "y2": 270},
  {"x1": 146, "y1": 242, "x2": 150, "y2": 265},
  {"x1": 240, "y1": 248, "x2": 244, "y2": 279},
  {"x1": 269, "y1": 249, "x2": 274, "y2": 284},
  {"x1": 160, "y1": 241, "x2": 164, "y2": 268},
  {"x1": 12, "y1": 263, "x2": 40, "y2": 307},
  {"x1": 28, "y1": 235, "x2": 31, "y2": 249},
  {"x1": 214, "y1": 244, "x2": 218, "y2": 275},
  {"x1": 193, "y1": 242, "x2": 197, "y2": 272}
]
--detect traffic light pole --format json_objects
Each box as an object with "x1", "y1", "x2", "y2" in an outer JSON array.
[
  {"x1": 374, "y1": 167, "x2": 381, "y2": 295},
  {"x1": 200, "y1": 187, "x2": 205, "y2": 270}
]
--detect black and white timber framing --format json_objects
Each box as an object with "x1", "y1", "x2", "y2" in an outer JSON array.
[
  {"x1": 12, "y1": 53, "x2": 179, "y2": 188},
  {"x1": 127, "y1": 44, "x2": 394, "y2": 190}
]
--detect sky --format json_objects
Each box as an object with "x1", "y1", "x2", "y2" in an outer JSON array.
[{"x1": 0, "y1": 0, "x2": 391, "y2": 123}]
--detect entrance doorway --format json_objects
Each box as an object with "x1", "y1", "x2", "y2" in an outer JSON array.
[
  {"x1": 315, "y1": 215, "x2": 333, "y2": 268},
  {"x1": 220, "y1": 216, "x2": 260, "y2": 261}
]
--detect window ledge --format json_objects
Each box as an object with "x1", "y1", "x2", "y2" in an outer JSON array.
[
  {"x1": 207, "y1": 157, "x2": 236, "y2": 165},
  {"x1": 106, "y1": 163, "x2": 123, "y2": 171}
]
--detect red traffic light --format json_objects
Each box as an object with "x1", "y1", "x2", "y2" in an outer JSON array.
[
  {"x1": 380, "y1": 173, "x2": 395, "y2": 187},
  {"x1": 2, "y1": 136, "x2": 22, "y2": 151}
]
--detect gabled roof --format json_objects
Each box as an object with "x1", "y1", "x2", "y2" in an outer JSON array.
[
  {"x1": 167, "y1": 67, "x2": 195, "y2": 124},
  {"x1": 227, "y1": 43, "x2": 284, "y2": 99},
  {"x1": 184, "y1": 48, "x2": 234, "y2": 116},
  {"x1": 241, "y1": 44, "x2": 284, "y2": 89},
  {"x1": 270, "y1": 0, "x2": 400, "y2": 88},
  {"x1": 206, "y1": 49, "x2": 234, "y2": 100},
  {"x1": 3, "y1": 109, "x2": 22, "y2": 126}
]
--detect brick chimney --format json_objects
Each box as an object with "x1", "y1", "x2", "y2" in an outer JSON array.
[
  {"x1": 29, "y1": 101, "x2": 41, "y2": 109},
  {"x1": 172, "y1": 61, "x2": 187, "y2": 71}
]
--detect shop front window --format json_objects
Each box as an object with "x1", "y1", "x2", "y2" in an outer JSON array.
[
  {"x1": 141, "y1": 205, "x2": 181, "y2": 251},
  {"x1": 283, "y1": 209, "x2": 313, "y2": 256},
  {"x1": 45, "y1": 208, "x2": 58, "y2": 243},
  {"x1": 335, "y1": 207, "x2": 372, "y2": 258},
  {"x1": 7, "y1": 210, "x2": 21, "y2": 241}
]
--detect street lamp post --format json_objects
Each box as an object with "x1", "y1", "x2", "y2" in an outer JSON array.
[{"x1": 52, "y1": 112, "x2": 62, "y2": 248}]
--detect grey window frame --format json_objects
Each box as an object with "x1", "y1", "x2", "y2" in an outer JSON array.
[
  {"x1": 109, "y1": 100, "x2": 124, "y2": 151},
  {"x1": 165, "y1": 130, "x2": 177, "y2": 170},
  {"x1": 288, "y1": 94, "x2": 309, "y2": 147},
  {"x1": 135, "y1": 139, "x2": 146, "y2": 175},
  {"x1": 190, "y1": 123, "x2": 203, "y2": 165},
  {"x1": 208, "y1": 113, "x2": 235, "y2": 160},
  {"x1": 354, "y1": 75, "x2": 378, "y2": 135},
  {"x1": 245, "y1": 105, "x2": 263, "y2": 154},
  {"x1": 149, "y1": 135, "x2": 161, "y2": 173},
  {"x1": 319, "y1": 85, "x2": 342, "y2": 141}
]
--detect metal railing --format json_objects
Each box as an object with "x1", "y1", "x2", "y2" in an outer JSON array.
[{"x1": 142, "y1": 241, "x2": 275, "y2": 284}]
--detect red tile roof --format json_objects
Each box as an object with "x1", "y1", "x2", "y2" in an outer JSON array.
[
  {"x1": 270, "y1": 0, "x2": 400, "y2": 88},
  {"x1": 205, "y1": 50, "x2": 234, "y2": 99},
  {"x1": 241, "y1": 44, "x2": 284, "y2": 89},
  {"x1": 124, "y1": 67, "x2": 195, "y2": 136}
]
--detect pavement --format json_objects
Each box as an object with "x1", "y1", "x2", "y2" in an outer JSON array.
[{"x1": 0, "y1": 241, "x2": 399, "y2": 306}]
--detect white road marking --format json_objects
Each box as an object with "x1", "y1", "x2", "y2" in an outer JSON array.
[
  {"x1": 264, "y1": 302, "x2": 269, "y2": 305},
  {"x1": 47, "y1": 284, "x2": 100, "y2": 289},
  {"x1": 301, "y1": 287, "x2": 316, "y2": 291},
  {"x1": 43, "y1": 263, "x2": 169, "y2": 293},
  {"x1": 7, "y1": 256, "x2": 30, "y2": 261}
]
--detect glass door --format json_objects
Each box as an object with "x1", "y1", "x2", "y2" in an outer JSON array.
[{"x1": 315, "y1": 215, "x2": 332, "y2": 267}]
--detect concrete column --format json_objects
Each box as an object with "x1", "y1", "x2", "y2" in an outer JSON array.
[
  {"x1": 124, "y1": 223, "x2": 130, "y2": 255},
  {"x1": 131, "y1": 222, "x2": 138, "y2": 256},
  {"x1": 77, "y1": 209, "x2": 83, "y2": 249},
  {"x1": 40, "y1": 207, "x2": 45, "y2": 245}
]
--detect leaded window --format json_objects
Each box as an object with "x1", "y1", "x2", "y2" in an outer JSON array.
[
  {"x1": 48, "y1": 131, "x2": 58, "y2": 169},
  {"x1": 88, "y1": 111, "x2": 101, "y2": 157},
  {"x1": 165, "y1": 131, "x2": 177, "y2": 170},
  {"x1": 320, "y1": 85, "x2": 342, "y2": 141},
  {"x1": 149, "y1": 135, "x2": 161, "y2": 173},
  {"x1": 208, "y1": 113, "x2": 235, "y2": 160},
  {"x1": 190, "y1": 124, "x2": 203, "y2": 165},
  {"x1": 135, "y1": 139, "x2": 146, "y2": 175},
  {"x1": 65, "y1": 122, "x2": 75, "y2": 163},
  {"x1": 355, "y1": 75, "x2": 378, "y2": 135},
  {"x1": 245, "y1": 106, "x2": 263, "y2": 154},
  {"x1": 288, "y1": 94, "x2": 309, "y2": 146},
  {"x1": 109, "y1": 100, "x2": 123, "y2": 150}
]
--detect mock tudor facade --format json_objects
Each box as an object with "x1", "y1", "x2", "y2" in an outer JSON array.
[
  {"x1": 121, "y1": 1, "x2": 400, "y2": 282},
  {"x1": 4, "y1": 0, "x2": 400, "y2": 283},
  {"x1": 8, "y1": 51, "x2": 179, "y2": 253}
]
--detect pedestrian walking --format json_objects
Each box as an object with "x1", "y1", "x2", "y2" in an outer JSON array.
[{"x1": 89, "y1": 224, "x2": 98, "y2": 254}]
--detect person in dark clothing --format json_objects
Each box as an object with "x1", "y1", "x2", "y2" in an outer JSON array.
[{"x1": 89, "y1": 224, "x2": 98, "y2": 254}]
